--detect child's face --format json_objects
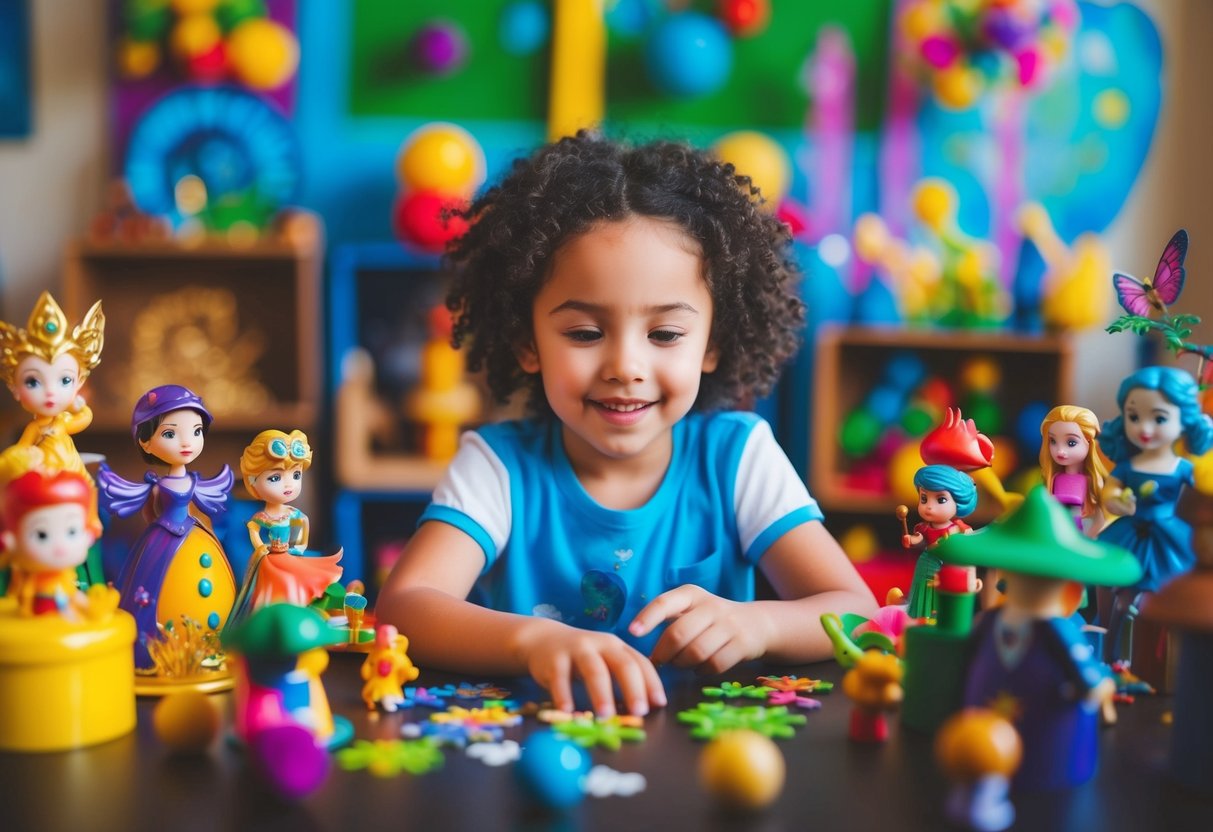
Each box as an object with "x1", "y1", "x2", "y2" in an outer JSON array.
[
  {"x1": 1122, "y1": 387, "x2": 1182, "y2": 453},
  {"x1": 140, "y1": 408, "x2": 206, "y2": 466},
  {"x1": 252, "y1": 464, "x2": 304, "y2": 505},
  {"x1": 1047, "y1": 420, "x2": 1090, "y2": 468},
  {"x1": 918, "y1": 488, "x2": 958, "y2": 524},
  {"x1": 520, "y1": 216, "x2": 718, "y2": 467},
  {"x1": 7, "y1": 503, "x2": 94, "y2": 571},
  {"x1": 10, "y1": 354, "x2": 82, "y2": 418}
]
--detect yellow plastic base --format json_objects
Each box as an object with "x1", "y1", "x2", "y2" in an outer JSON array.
[{"x1": 0, "y1": 601, "x2": 137, "y2": 752}]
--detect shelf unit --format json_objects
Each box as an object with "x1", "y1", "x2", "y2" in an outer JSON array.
[{"x1": 811, "y1": 325, "x2": 1074, "y2": 527}]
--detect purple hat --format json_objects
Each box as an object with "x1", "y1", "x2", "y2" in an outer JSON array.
[{"x1": 131, "y1": 385, "x2": 213, "y2": 440}]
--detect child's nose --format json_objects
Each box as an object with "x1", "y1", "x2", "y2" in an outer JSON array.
[{"x1": 603, "y1": 338, "x2": 646, "y2": 383}]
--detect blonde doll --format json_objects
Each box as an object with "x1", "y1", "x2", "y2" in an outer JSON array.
[
  {"x1": 1038, "y1": 405, "x2": 1110, "y2": 537},
  {"x1": 228, "y1": 430, "x2": 342, "y2": 623}
]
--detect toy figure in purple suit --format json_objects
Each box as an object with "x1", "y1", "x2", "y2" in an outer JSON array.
[
  {"x1": 1096, "y1": 367, "x2": 1213, "y2": 663},
  {"x1": 97, "y1": 385, "x2": 237, "y2": 670},
  {"x1": 934, "y1": 487, "x2": 1141, "y2": 791}
]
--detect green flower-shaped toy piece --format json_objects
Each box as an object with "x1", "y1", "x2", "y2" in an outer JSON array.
[
  {"x1": 552, "y1": 715, "x2": 647, "y2": 750},
  {"x1": 336, "y1": 738, "x2": 445, "y2": 777},
  {"x1": 677, "y1": 702, "x2": 808, "y2": 740},
  {"x1": 701, "y1": 681, "x2": 773, "y2": 700}
]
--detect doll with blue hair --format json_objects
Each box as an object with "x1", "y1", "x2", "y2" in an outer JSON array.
[
  {"x1": 901, "y1": 464, "x2": 978, "y2": 619},
  {"x1": 1097, "y1": 365, "x2": 1213, "y2": 663}
]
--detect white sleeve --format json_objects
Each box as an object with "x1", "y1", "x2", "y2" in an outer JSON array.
[
  {"x1": 733, "y1": 419, "x2": 822, "y2": 559},
  {"x1": 428, "y1": 431, "x2": 512, "y2": 557}
]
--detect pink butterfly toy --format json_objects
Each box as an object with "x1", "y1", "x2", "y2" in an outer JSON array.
[{"x1": 1113, "y1": 229, "x2": 1187, "y2": 317}]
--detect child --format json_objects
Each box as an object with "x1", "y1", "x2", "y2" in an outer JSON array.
[{"x1": 377, "y1": 132, "x2": 876, "y2": 717}]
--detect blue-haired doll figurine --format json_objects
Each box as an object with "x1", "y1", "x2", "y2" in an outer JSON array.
[
  {"x1": 901, "y1": 464, "x2": 978, "y2": 620},
  {"x1": 1097, "y1": 366, "x2": 1213, "y2": 663},
  {"x1": 97, "y1": 385, "x2": 237, "y2": 670}
]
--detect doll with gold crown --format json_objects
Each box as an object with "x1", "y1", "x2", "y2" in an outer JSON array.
[{"x1": 0, "y1": 291, "x2": 105, "y2": 586}]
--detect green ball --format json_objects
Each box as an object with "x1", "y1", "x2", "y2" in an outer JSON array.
[
  {"x1": 124, "y1": 0, "x2": 171, "y2": 41},
  {"x1": 962, "y1": 392, "x2": 1002, "y2": 436},
  {"x1": 840, "y1": 408, "x2": 883, "y2": 458},
  {"x1": 216, "y1": 0, "x2": 268, "y2": 32},
  {"x1": 900, "y1": 403, "x2": 936, "y2": 437}
]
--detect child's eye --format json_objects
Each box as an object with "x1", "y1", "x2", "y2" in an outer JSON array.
[
  {"x1": 650, "y1": 330, "x2": 682, "y2": 344},
  {"x1": 565, "y1": 329, "x2": 601, "y2": 343}
]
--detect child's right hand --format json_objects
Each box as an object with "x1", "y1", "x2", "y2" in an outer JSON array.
[{"x1": 514, "y1": 618, "x2": 666, "y2": 718}]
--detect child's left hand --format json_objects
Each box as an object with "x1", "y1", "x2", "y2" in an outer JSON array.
[{"x1": 628, "y1": 585, "x2": 771, "y2": 674}]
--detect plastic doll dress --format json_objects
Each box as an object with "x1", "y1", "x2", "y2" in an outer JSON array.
[
  {"x1": 1097, "y1": 460, "x2": 1195, "y2": 591},
  {"x1": 228, "y1": 508, "x2": 342, "y2": 623},
  {"x1": 906, "y1": 520, "x2": 970, "y2": 619},
  {"x1": 98, "y1": 466, "x2": 237, "y2": 669}
]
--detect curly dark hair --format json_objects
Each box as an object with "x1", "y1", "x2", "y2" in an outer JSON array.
[{"x1": 445, "y1": 131, "x2": 805, "y2": 415}]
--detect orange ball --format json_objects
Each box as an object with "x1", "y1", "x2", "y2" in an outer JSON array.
[
  {"x1": 153, "y1": 691, "x2": 219, "y2": 754},
  {"x1": 226, "y1": 18, "x2": 300, "y2": 90},
  {"x1": 699, "y1": 730, "x2": 785, "y2": 810}
]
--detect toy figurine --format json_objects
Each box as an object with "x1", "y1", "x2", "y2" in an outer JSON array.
[
  {"x1": 1140, "y1": 486, "x2": 1213, "y2": 794},
  {"x1": 403, "y1": 305, "x2": 482, "y2": 462},
  {"x1": 97, "y1": 385, "x2": 237, "y2": 670},
  {"x1": 1, "y1": 470, "x2": 102, "y2": 617},
  {"x1": 934, "y1": 486, "x2": 1141, "y2": 790},
  {"x1": 360, "y1": 624, "x2": 420, "y2": 712},
  {"x1": 920, "y1": 407, "x2": 1021, "y2": 512},
  {"x1": 900, "y1": 464, "x2": 976, "y2": 620},
  {"x1": 222, "y1": 603, "x2": 351, "y2": 798},
  {"x1": 228, "y1": 430, "x2": 343, "y2": 623},
  {"x1": 0, "y1": 474, "x2": 135, "y2": 753},
  {"x1": 935, "y1": 708, "x2": 1022, "y2": 832},
  {"x1": 900, "y1": 564, "x2": 979, "y2": 733},
  {"x1": 842, "y1": 650, "x2": 904, "y2": 743},
  {"x1": 0, "y1": 291, "x2": 106, "y2": 585},
  {"x1": 1039, "y1": 405, "x2": 1110, "y2": 536},
  {"x1": 1096, "y1": 366, "x2": 1213, "y2": 664}
]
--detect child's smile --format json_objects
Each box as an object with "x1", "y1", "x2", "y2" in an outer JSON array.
[{"x1": 520, "y1": 216, "x2": 718, "y2": 476}]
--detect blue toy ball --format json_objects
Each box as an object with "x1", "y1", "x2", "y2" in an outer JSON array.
[
  {"x1": 515, "y1": 731, "x2": 590, "y2": 810},
  {"x1": 1014, "y1": 400, "x2": 1052, "y2": 454},
  {"x1": 499, "y1": 1, "x2": 550, "y2": 56},
  {"x1": 606, "y1": 0, "x2": 661, "y2": 38},
  {"x1": 644, "y1": 13, "x2": 733, "y2": 98}
]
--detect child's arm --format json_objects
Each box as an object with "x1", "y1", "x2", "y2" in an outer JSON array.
[
  {"x1": 629, "y1": 520, "x2": 877, "y2": 673},
  {"x1": 376, "y1": 520, "x2": 666, "y2": 717}
]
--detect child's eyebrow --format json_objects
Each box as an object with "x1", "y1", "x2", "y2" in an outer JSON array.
[{"x1": 548, "y1": 300, "x2": 699, "y2": 315}]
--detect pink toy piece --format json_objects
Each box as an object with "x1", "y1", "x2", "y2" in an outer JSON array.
[
  {"x1": 249, "y1": 723, "x2": 330, "y2": 800},
  {"x1": 852, "y1": 605, "x2": 915, "y2": 642},
  {"x1": 411, "y1": 21, "x2": 468, "y2": 75},
  {"x1": 920, "y1": 35, "x2": 960, "y2": 69}
]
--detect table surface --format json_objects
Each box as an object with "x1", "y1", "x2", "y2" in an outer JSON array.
[{"x1": 2, "y1": 652, "x2": 1210, "y2": 832}]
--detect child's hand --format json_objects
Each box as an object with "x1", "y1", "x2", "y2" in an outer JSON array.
[
  {"x1": 515, "y1": 619, "x2": 666, "y2": 718},
  {"x1": 629, "y1": 585, "x2": 771, "y2": 674}
]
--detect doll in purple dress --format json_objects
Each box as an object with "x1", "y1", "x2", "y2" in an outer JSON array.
[
  {"x1": 97, "y1": 385, "x2": 237, "y2": 670},
  {"x1": 1038, "y1": 405, "x2": 1110, "y2": 537},
  {"x1": 1096, "y1": 367, "x2": 1213, "y2": 663}
]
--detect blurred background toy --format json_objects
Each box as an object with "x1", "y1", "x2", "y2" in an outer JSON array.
[
  {"x1": 935, "y1": 708, "x2": 1023, "y2": 832},
  {"x1": 515, "y1": 729, "x2": 591, "y2": 811},
  {"x1": 842, "y1": 649, "x2": 903, "y2": 743},
  {"x1": 153, "y1": 689, "x2": 220, "y2": 755},
  {"x1": 698, "y1": 729, "x2": 785, "y2": 811},
  {"x1": 403, "y1": 305, "x2": 482, "y2": 462},
  {"x1": 392, "y1": 122, "x2": 485, "y2": 253},
  {"x1": 360, "y1": 624, "x2": 419, "y2": 712}
]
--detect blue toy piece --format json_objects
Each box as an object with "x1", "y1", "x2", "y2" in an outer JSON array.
[
  {"x1": 515, "y1": 730, "x2": 590, "y2": 810},
  {"x1": 498, "y1": 1, "x2": 549, "y2": 55},
  {"x1": 644, "y1": 13, "x2": 732, "y2": 98},
  {"x1": 124, "y1": 85, "x2": 301, "y2": 229}
]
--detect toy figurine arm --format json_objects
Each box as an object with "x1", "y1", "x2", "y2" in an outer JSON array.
[
  {"x1": 246, "y1": 518, "x2": 268, "y2": 555},
  {"x1": 294, "y1": 510, "x2": 310, "y2": 551},
  {"x1": 193, "y1": 465, "x2": 235, "y2": 518},
  {"x1": 62, "y1": 403, "x2": 93, "y2": 436},
  {"x1": 96, "y1": 463, "x2": 156, "y2": 518},
  {"x1": 1101, "y1": 475, "x2": 1135, "y2": 517},
  {"x1": 1047, "y1": 617, "x2": 1108, "y2": 701}
]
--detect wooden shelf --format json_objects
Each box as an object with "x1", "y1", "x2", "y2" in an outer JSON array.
[{"x1": 810, "y1": 324, "x2": 1074, "y2": 523}]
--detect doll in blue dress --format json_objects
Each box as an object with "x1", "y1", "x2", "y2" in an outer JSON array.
[
  {"x1": 97, "y1": 385, "x2": 237, "y2": 670},
  {"x1": 1097, "y1": 366, "x2": 1213, "y2": 663}
]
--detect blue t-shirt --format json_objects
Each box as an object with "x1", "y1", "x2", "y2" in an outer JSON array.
[{"x1": 419, "y1": 411, "x2": 823, "y2": 653}]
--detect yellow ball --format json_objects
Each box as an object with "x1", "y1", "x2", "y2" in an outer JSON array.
[
  {"x1": 116, "y1": 37, "x2": 162, "y2": 79},
  {"x1": 901, "y1": 3, "x2": 942, "y2": 40},
  {"x1": 912, "y1": 179, "x2": 954, "y2": 230},
  {"x1": 840, "y1": 524, "x2": 880, "y2": 563},
  {"x1": 888, "y1": 442, "x2": 926, "y2": 505},
  {"x1": 227, "y1": 18, "x2": 300, "y2": 90},
  {"x1": 959, "y1": 356, "x2": 1000, "y2": 393},
  {"x1": 397, "y1": 123, "x2": 486, "y2": 196},
  {"x1": 170, "y1": 13, "x2": 222, "y2": 61},
  {"x1": 933, "y1": 65, "x2": 982, "y2": 110},
  {"x1": 153, "y1": 691, "x2": 219, "y2": 754},
  {"x1": 699, "y1": 730, "x2": 786, "y2": 810},
  {"x1": 712, "y1": 130, "x2": 792, "y2": 208}
]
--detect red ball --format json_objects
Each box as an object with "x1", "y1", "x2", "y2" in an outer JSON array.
[
  {"x1": 185, "y1": 40, "x2": 228, "y2": 83},
  {"x1": 393, "y1": 190, "x2": 469, "y2": 252},
  {"x1": 718, "y1": 0, "x2": 770, "y2": 37}
]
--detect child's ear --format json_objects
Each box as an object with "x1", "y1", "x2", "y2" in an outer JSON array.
[
  {"x1": 701, "y1": 343, "x2": 719, "y2": 374},
  {"x1": 515, "y1": 341, "x2": 540, "y2": 374}
]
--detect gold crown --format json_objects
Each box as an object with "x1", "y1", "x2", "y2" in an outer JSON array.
[{"x1": 0, "y1": 291, "x2": 105, "y2": 386}]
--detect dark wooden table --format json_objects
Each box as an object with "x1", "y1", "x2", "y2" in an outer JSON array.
[{"x1": 3, "y1": 651, "x2": 1209, "y2": 832}]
